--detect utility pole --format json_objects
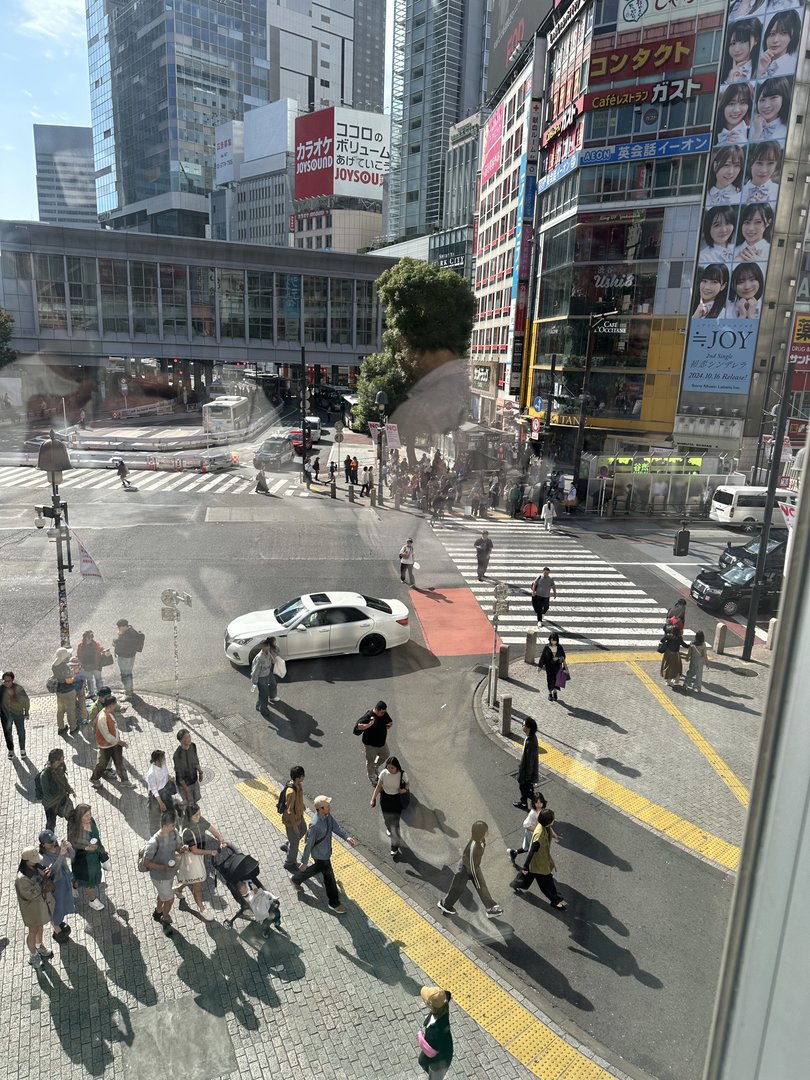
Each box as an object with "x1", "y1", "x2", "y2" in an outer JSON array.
[
  {"x1": 300, "y1": 344, "x2": 311, "y2": 485},
  {"x1": 742, "y1": 368, "x2": 792, "y2": 661},
  {"x1": 571, "y1": 310, "x2": 618, "y2": 489}
]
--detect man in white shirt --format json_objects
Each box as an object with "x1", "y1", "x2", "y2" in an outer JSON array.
[{"x1": 399, "y1": 538, "x2": 416, "y2": 586}]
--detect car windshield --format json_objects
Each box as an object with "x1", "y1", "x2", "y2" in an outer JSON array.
[
  {"x1": 260, "y1": 441, "x2": 284, "y2": 451},
  {"x1": 722, "y1": 564, "x2": 756, "y2": 586},
  {"x1": 274, "y1": 598, "x2": 306, "y2": 625}
]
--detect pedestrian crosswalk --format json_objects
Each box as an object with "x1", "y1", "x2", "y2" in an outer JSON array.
[
  {"x1": 0, "y1": 466, "x2": 313, "y2": 499},
  {"x1": 434, "y1": 518, "x2": 667, "y2": 651}
]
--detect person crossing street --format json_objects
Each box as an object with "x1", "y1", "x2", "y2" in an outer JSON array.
[
  {"x1": 399, "y1": 538, "x2": 416, "y2": 586},
  {"x1": 474, "y1": 530, "x2": 493, "y2": 581},
  {"x1": 531, "y1": 567, "x2": 557, "y2": 627}
]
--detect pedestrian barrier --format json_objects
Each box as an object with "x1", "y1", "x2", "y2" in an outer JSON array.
[
  {"x1": 500, "y1": 694, "x2": 513, "y2": 736},
  {"x1": 348, "y1": 484, "x2": 355, "y2": 503},
  {"x1": 369, "y1": 488, "x2": 376, "y2": 507},
  {"x1": 498, "y1": 643, "x2": 509, "y2": 678},
  {"x1": 330, "y1": 479, "x2": 337, "y2": 499},
  {"x1": 524, "y1": 631, "x2": 536, "y2": 665},
  {"x1": 713, "y1": 623, "x2": 727, "y2": 655},
  {"x1": 767, "y1": 617, "x2": 778, "y2": 650}
]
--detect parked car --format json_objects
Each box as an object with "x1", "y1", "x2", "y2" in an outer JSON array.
[
  {"x1": 225, "y1": 591, "x2": 410, "y2": 666},
  {"x1": 252, "y1": 437, "x2": 294, "y2": 470},
  {"x1": 718, "y1": 533, "x2": 787, "y2": 572},
  {"x1": 690, "y1": 563, "x2": 782, "y2": 617},
  {"x1": 304, "y1": 415, "x2": 322, "y2": 443}
]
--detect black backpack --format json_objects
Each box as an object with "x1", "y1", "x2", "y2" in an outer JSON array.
[
  {"x1": 276, "y1": 783, "x2": 289, "y2": 816},
  {"x1": 132, "y1": 629, "x2": 146, "y2": 652}
]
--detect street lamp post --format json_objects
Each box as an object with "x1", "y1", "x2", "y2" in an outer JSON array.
[
  {"x1": 742, "y1": 373, "x2": 792, "y2": 661},
  {"x1": 35, "y1": 431, "x2": 74, "y2": 647},
  {"x1": 161, "y1": 589, "x2": 192, "y2": 720},
  {"x1": 375, "y1": 390, "x2": 388, "y2": 506},
  {"x1": 571, "y1": 310, "x2": 619, "y2": 491}
]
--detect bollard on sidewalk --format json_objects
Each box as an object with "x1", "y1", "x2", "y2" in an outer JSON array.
[
  {"x1": 767, "y1": 617, "x2": 778, "y2": 650},
  {"x1": 330, "y1": 479, "x2": 337, "y2": 499},
  {"x1": 370, "y1": 488, "x2": 376, "y2": 507},
  {"x1": 500, "y1": 695, "x2": 512, "y2": 735},
  {"x1": 488, "y1": 665, "x2": 498, "y2": 708},
  {"x1": 713, "y1": 623, "x2": 727, "y2": 655},
  {"x1": 524, "y1": 632, "x2": 536, "y2": 665},
  {"x1": 498, "y1": 643, "x2": 509, "y2": 678},
  {"x1": 348, "y1": 484, "x2": 355, "y2": 503},
  {"x1": 394, "y1": 492, "x2": 401, "y2": 510}
]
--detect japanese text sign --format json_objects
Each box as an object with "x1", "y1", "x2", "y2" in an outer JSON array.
[{"x1": 588, "y1": 35, "x2": 695, "y2": 84}]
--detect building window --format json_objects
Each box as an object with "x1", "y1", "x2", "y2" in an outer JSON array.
[
  {"x1": 160, "y1": 264, "x2": 189, "y2": 337},
  {"x1": 303, "y1": 276, "x2": 328, "y2": 343},
  {"x1": 406, "y1": 190, "x2": 419, "y2": 203},
  {"x1": 356, "y1": 280, "x2": 375, "y2": 347},
  {"x1": 218, "y1": 269, "x2": 245, "y2": 340},
  {"x1": 190, "y1": 266, "x2": 215, "y2": 337},
  {"x1": 99, "y1": 258, "x2": 129, "y2": 334},
  {"x1": 331, "y1": 278, "x2": 353, "y2": 344},
  {"x1": 35, "y1": 253, "x2": 68, "y2": 331},
  {"x1": 67, "y1": 256, "x2": 98, "y2": 332},
  {"x1": 130, "y1": 262, "x2": 159, "y2": 335},
  {"x1": 275, "y1": 273, "x2": 301, "y2": 342},
  {"x1": 247, "y1": 271, "x2": 274, "y2": 340}
]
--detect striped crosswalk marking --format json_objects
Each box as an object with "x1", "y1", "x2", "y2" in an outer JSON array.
[
  {"x1": 0, "y1": 466, "x2": 302, "y2": 499},
  {"x1": 436, "y1": 519, "x2": 667, "y2": 650}
]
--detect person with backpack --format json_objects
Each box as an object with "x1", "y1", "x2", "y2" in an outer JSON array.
[
  {"x1": 141, "y1": 809, "x2": 184, "y2": 935},
  {"x1": 51, "y1": 647, "x2": 77, "y2": 736},
  {"x1": 113, "y1": 618, "x2": 143, "y2": 700},
  {"x1": 279, "y1": 765, "x2": 307, "y2": 871},
  {"x1": 37, "y1": 748, "x2": 75, "y2": 831},
  {"x1": 1, "y1": 670, "x2": 30, "y2": 760}
]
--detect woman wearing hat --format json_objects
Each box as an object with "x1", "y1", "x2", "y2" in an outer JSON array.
[
  {"x1": 51, "y1": 646, "x2": 77, "y2": 735},
  {"x1": 39, "y1": 829, "x2": 76, "y2": 942},
  {"x1": 15, "y1": 846, "x2": 56, "y2": 967},
  {"x1": 417, "y1": 986, "x2": 454, "y2": 1077}
]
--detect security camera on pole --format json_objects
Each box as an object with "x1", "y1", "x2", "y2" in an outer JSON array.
[{"x1": 161, "y1": 589, "x2": 192, "y2": 720}]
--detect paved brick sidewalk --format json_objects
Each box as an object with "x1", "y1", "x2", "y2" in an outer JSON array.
[
  {"x1": 0, "y1": 693, "x2": 623, "y2": 1080},
  {"x1": 479, "y1": 647, "x2": 770, "y2": 865}
]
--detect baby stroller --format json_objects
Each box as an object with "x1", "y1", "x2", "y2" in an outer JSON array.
[{"x1": 211, "y1": 845, "x2": 281, "y2": 937}]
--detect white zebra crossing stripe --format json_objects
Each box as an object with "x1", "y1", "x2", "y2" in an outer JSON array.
[
  {"x1": 436, "y1": 518, "x2": 666, "y2": 650},
  {"x1": 0, "y1": 466, "x2": 310, "y2": 500}
]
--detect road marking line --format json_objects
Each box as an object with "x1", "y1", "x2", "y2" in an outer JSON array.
[
  {"x1": 237, "y1": 777, "x2": 620, "y2": 1080},
  {"x1": 627, "y1": 661, "x2": 749, "y2": 807}
]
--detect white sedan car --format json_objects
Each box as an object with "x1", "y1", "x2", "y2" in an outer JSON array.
[{"x1": 225, "y1": 591, "x2": 411, "y2": 667}]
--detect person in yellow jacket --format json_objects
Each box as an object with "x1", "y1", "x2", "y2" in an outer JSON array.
[{"x1": 514, "y1": 809, "x2": 567, "y2": 910}]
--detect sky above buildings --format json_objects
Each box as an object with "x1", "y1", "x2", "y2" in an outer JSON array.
[
  {"x1": 1, "y1": 0, "x2": 90, "y2": 221},
  {"x1": 0, "y1": 0, "x2": 393, "y2": 224}
]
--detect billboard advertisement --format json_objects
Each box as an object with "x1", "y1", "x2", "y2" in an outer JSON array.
[
  {"x1": 215, "y1": 120, "x2": 243, "y2": 186},
  {"x1": 295, "y1": 107, "x2": 390, "y2": 200},
  {"x1": 488, "y1": 0, "x2": 554, "y2": 97},
  {"x1": 618, "y1": 0, "x2": 724, "y2": 30},
  {"x1": 679, "y1": 0, "x2": 807, "y2": 406},
  {"x1": 480, "y1": 101, "x2": 505, "y2": 185},
  {"x1": 588, "y1": 35, "x2": 695, "y2": 84}
]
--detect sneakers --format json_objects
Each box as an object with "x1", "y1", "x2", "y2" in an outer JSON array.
[
  {"x1": 20, "y1": 750, "x2": 27, "y2": 760},
  {"x1": 513, "y1": 801, "x2": 527, "y2": 810},
  {"x1": 507, "y1": 847, "x2": 520, "y2": 861},
  {"x1": 279, "y1": 842, "x2": 289, "y2": 853},
  {"x1": 330, "y1": 904, "x2": 346, "y2": 914},
  {"x1": 552, "y1": 901, "x2": 568, "y2": 910},
  {"x1": 37, "y1": 945, "x2": 55, "y2": 958},
  {"x1": 269, "y1": 697, "x2": 280, "y2": 702},
  {"x1": 28, "y1": 953, "x2": 42, "y2": 968},
  {"x1": 172, "y1": 885, "x2": 185, "y2": 899},
  {"x1": 119, "y1": 780, "x2": 135, "y2": 788},
  {"x1": 437, "y1": 900, "x2": 456, "y2": 916},
  {"x1": 152, "y1": 910, "x2": 164, "y2": 923},
  {"x1": 88, "y1": 898, "x2": 105, "y2": 911},
  {"x1": 486, "y1": 905, "x2": 504, "y2": 919},
  {"x1": 196, "y1": 906, "x2": 213, "y2": 921},
  {"x1": 390, "y1": 847, "x2": 400, "y2": 857},
  {"x1": 7, "y1": 751, "x2": 12, "y2": 760}
]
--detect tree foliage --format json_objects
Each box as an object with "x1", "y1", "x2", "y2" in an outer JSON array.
[
  {"x1": 0, "y1": 306, "x2": 17, "y2": 371},
  {"x1": 354, "y1": 259, "x2": 474, "y2": 432}
]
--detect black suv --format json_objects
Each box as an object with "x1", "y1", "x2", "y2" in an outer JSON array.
[
  {"x1": 252, "y1": 437, "x2": 294, "y2": 470},
  {"x1": 718, "y1": 533, "x2": 787, "y2": 572},
  {"x1": 691, "y1": 563, "x2": 782, "y2": 617}
]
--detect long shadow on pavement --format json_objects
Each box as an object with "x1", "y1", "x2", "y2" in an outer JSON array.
[
  {"x1": 558, "y1": 700, "x2": 629, "y2": 734},
  {"x1": 402, "y1": 794, "x2": 460, "y2": 838},
  {"x1": 263, "y1": 701, "x2": 323, "y2": 746},
  {"x1": 555, "y1": 822, "x2": 633, "y2": 872},
  {"x1": 564, "y1": 886, "x2": 663, "y2": 988},
  {"x1": 335, "y1": 899, "x2": 424, "y2": 996},
  {"x1": 82, "y1": 906, "x2": 158, "y2": 1005},
  {"x1": 38, "y1": 940, "x2": 134, "y2": 1075}
]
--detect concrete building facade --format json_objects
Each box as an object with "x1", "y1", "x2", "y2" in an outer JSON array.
[{"x1": 34, "y1": 126, "x2": 98, "y2": 229}]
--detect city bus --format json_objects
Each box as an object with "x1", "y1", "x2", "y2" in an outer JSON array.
[
  {"x1": 340, "y1": 393, "x2": 363, "y2": 432},
  {"x1": 201, "y1": 395, "x2": 251, "y2": 433}
]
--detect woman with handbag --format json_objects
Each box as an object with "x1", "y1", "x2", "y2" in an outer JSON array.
[
  {"x1": 67, "y1": 804, "x2": 107, "y2": 911},
  {"x1": 417, "y1": 986, "x2": 454, "y2": 1078},
  {"x1": 15, "y1": 846, "x2": 56, "y2": 967},
  {"x1": 77, "y1": 629, "x2": 111, "y2": 699},
  {"x1": 173, "y1": 826, "x2": 213, "y2": 920},
  {"x1": 145, "y1": 749, "x2": 177, "y2": 834},
  {"x1": 370, "y1": 755, "x2": 410, "y2": 858},
  {"x1": 539, "y1": 632, "x2": 567, "y2": 702}
]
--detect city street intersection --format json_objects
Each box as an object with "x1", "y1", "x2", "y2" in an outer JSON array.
[{"x1": 0, "y1": 462, "x2": 770, "y2": 1080}]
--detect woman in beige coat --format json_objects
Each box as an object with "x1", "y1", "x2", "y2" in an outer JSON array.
[{"x1": 15, "y1": 847, "x2": 56, "y2": 967}]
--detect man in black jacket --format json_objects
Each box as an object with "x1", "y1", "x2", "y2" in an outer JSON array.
[
  {"x1": 355, "y1": 700, "x2": 393, "y2": 784},
  {"x1": 515, "y1": 718, "x2": 539, "y2": 809},
  {"x1": 113, "y1": 618, "x2": 142, "y2": 699}
]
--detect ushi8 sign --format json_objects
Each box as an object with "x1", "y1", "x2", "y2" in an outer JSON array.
[
  {"x1": 680, "y1": 0, "x2": 809, "y2": 402},
  {"x1": 295, "y1": 107, "x2": 390, "y2": 201}
]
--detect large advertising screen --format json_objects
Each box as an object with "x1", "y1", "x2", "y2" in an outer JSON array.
[
  {"x1": 680, "y1": 0, "x2": 806, "y2": 403},
  {"x1": 618, "y1": 0, "x2": 725, "y2": 30},
  {"x1": 295, "y1": 107, "x2": 390, "y2": 200},
  {"x1": 488, "y1": 0, "x2": 553, "y2": 97}
]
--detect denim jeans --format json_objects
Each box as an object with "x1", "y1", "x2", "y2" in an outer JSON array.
[
  {"x1": 80, "y1": 668, "x2": 103, "y2": 696},
  {"x1": 255, "y1": 673, "x2": 278, "y2": 711},
  {"x1": 1, "y1": 712, "x2": 26, "y2": 754},
  {"x1": 283, "y1": 820, "x2": 307, "y2": 869},
  {"x1": 117, "y1": 655, "x2": 135, "y2": 697}
]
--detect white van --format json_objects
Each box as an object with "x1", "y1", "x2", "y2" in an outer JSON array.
[
  {"x1": 304, "y1": 415, "x2": 322, "y2": 443},
  {"x1": 710, "y1": 485, "x2": 797, "y2": 530}
]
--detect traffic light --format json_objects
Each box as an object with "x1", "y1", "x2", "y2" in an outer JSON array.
[{"x1": 673, "y1": 527, "x2": 690, "y2": 556}]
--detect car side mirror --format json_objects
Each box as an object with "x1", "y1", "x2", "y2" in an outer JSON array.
[{"x1": 297, "y1": 625, "x2": 308, "y2": 632}]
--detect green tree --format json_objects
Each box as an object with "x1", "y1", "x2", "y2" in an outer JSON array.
[
  {"x1": 0, "y1": 306, "x2": 17, "y2": 371},
  {"x1": 354, "y1": 259, "x2": 474, "y2": 441}
]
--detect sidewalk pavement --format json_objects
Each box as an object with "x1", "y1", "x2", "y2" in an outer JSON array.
[
  {"x1": 1, "y1": 692, "x2": 629, "y2": 1080},
  {"x1": 478, "y1": 647, "x2": 771, "y2": 872}
]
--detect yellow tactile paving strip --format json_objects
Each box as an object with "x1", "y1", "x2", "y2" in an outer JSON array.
[
  {"x1": 626, "y1": 661, "x2": 750, "y2": 808},
  {"x1": 236, "y1": 778, "x2": 617, "y2": 1080}
]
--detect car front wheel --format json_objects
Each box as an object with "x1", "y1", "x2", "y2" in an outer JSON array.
[
  {"x1": 721, "y1": 599, "x2": 739, "y2": 617},
  {"x1": 359, "y1": 633, "x2": 386, "y2": 657},
  {"x1": 741, "y1": 518, "x2": 758, "y2": 533}
]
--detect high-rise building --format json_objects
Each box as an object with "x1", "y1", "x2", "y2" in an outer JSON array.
[
  {"x1": 87, "y1": 0, "x2": 385, "y2": 238},
  {"x1": 387, "y1": 0, "x2": 490, "y2": 240},
  {"x1": 34, "y1": 125, "x2": 97, "y2": 228}
]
